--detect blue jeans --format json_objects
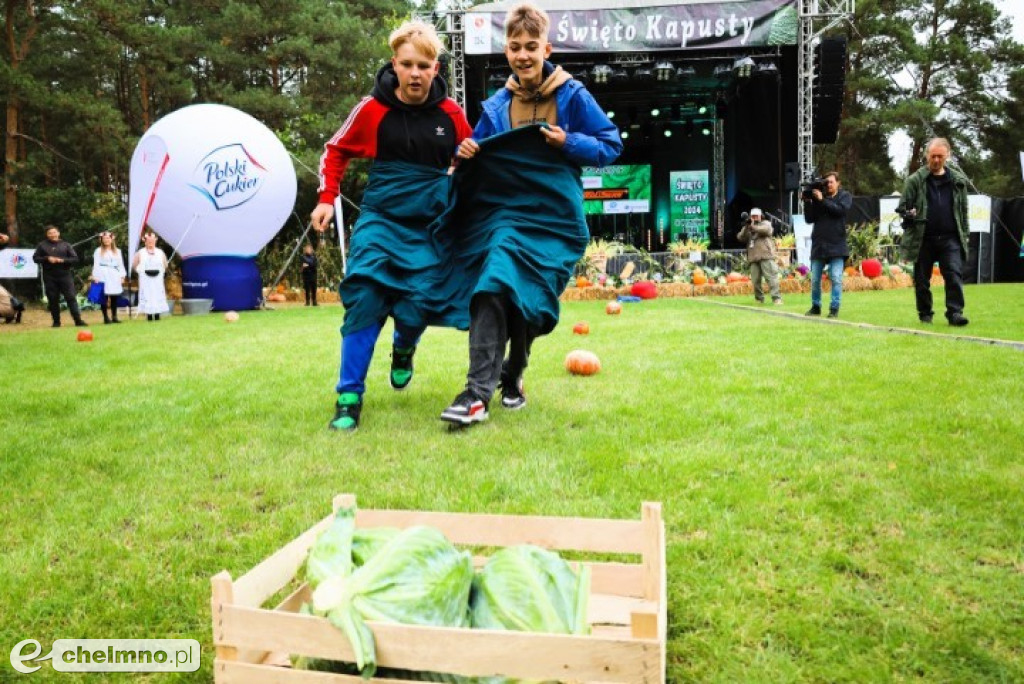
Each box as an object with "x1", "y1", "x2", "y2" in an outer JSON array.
[{"x1": 810, "y1": 258, "x2": 845, "y2": 311}]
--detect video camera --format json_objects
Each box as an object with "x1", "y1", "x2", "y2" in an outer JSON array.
[{"x1": 801, "y1": 177, "x2": 827, "y2": 200}]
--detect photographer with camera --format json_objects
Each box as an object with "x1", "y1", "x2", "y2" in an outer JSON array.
[
  {"x1": 737, "y1": 208, "x2": 782, "y2": 305},
  {"x1": 803, "y1": 171, "x2": 851, "y2": 318},
  {"x1": 896, "y1": 138, "x2": 969, "y2": 326}
]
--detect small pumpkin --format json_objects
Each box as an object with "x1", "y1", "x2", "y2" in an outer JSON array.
[
  {"x1": 565, "y1": 350, "x2": 601, "y2": 376},
  {"x1": 572, "y1": 321, "x2": 589, "y2": 335},
  {"x1": 726, "y1": 272, "x2": 745, "y2": 284},
  {"x1": 844, "y1": 266, "x2": 857, "y2": 277},
  {"x1": 605, "y1": 300, "x2": 622, "y2": 315},
  {"x1": 576, "y1": 275, "x2": 591, "y2": 288},
  {"x1": 692, "y1": 269, "x2": 708, "y2": 286}
]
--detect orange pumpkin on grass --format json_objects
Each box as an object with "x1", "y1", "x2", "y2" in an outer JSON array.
[{"x1": 565, "y1": 350, "x2": 601, "y2": 376}]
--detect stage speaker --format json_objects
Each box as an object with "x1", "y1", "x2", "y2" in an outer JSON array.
[
  {"x1": 813, "y1": 37, "x2": 847, "y2": 144},
  {"x1": 784, "y1": 162, "x2": 800, "y2": 190}
]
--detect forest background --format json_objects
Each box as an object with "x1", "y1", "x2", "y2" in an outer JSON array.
[{"x1": 2, "y1": 0, "x2": 1023, "y2": 260}]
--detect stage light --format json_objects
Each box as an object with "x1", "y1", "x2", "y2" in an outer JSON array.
[
  {"x1": 634, "y1": 67, "x2": 654, "y2": 82},
  {"x1": 676, "y1": 65, "x2": 696, "y2": 79},
  {"x1": 698, "y1": 105, "x2": 707, "y2": 115},
  {"x1": 733, "y1": 57, "x2": 755, "y2": 78},
  {"x1": 591, "y1": 64, "x2": 612, "y2": 84},
  {"x1": 621, "y1": 130, "x2": 630, "y2": 139},
  {"x1": 664, "y1": 129, "x2": 673, "y2": 138},
  {"x1": 702, "y1": 126, "x2": 711, "y2": 136},
  {"x1": 611, "y1": 68, "x2": 629, "y2": 84},
  {"x1": 607, "y1": 110, "x2": 615, "y2": 120},
  {"x1": 650, "y1": 108, "x2": 660, "y2": 117},
  {"x1": 713, "y1": 64, "x2": 732, "y2": 79},
  {"x1": 757, "y1": 62, "x2": 779, "y2": 76},
  {"x1": 655, "y1": 61, "x2": 675, "y2": 81}
]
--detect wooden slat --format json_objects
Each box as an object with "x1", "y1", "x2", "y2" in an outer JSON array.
[
  {"x1": 274, "y1": 583, "x2": 312, "y2": 613},
  {"x1": 232, "y1": 511, "x2": 336, "y2": 608},
  {"x1": 217, "y1": 606, "x2": 661, "y2": 683},
  {"x1": 589, "y1": 562, "x2": 644, "y2": 598},
  {"x1": 354, "y1": 508, "x2": 646, "y2": 554},
  {"x1": 641, "y1": 502, "x2": 662, "y2": 602},
  {"x1": 217, "y1": 659, "x2": 426, "y2": 684},
  {"x1": 588, "y1": 593, "x2": 658, "y2": 627}
]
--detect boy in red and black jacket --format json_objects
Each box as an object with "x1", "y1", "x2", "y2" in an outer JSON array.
[{"x1": 311, "y1": 20, "x2": 472, "y2": 432}]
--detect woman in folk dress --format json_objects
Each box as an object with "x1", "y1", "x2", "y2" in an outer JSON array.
[
  {"x1": 132, "y1": 231, "x2": 169, "y2": 321},
  {"x1": 91, "y1": 231, "x2": 127, "y2": 324}
]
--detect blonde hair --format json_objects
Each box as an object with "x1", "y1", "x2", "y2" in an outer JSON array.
[
  {"x1": 99, "y1": 231, "x2": 119, "y2": 255},
  {"x1": 389, "y1": 20, "x2": 444, "y2": 60},
  {"x1": 926, "y1": 137, "x2": 951, "y2": 155},
  {"x1": 505, "y1": 3, "x2": 550, "y2": 39}
]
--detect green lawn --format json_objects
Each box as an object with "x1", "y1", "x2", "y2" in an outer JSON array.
[{"x1": 2, "y1": 284, "x2": 1022, "y2": 683}]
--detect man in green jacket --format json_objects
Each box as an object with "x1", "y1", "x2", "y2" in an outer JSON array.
[{"x1": 896, "y1": 138, "x2": 970, "y2": 326}]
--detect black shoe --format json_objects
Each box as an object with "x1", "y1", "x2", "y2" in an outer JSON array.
[
  {"x1": 805, "y1": 305, "x2": 821, "y2": 316},
  {"x1": 51, "y1": 321, "x2": 61, "y2": 328},
  {"x1": 328, "y1": 392, "x2": 362, "y2": 432},
  {"x1": 74, "y1": 319, "x2": 88, "y2": 327},
  {"x1": 948, "y1": 313, "x2": 969, "y2": 327},
  {"x1": 389, "y1": 346, "x2": 415, "y2": 391},
  {"x1": 919, "y1": 314, "x2": 933, "y2": 324},
  {"x1": 828, "y1": 309, "x2": 839, "y2": 319},
  {"x1": 440, "y1": 390, "x2": 489, "y2": 425},
  {"x1": 498, "y1": 367, "x2": 526, "y2": 410}
]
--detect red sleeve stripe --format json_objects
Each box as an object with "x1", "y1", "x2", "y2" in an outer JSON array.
[{"x1": 317, "y1": 96, "x2": 375, "y2": 196}]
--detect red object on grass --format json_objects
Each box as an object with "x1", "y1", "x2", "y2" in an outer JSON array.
[
  {"x1": 77, "y1": 330, "x2": 94, "y2": 342},
  {"x1": 572, "y1": 321, "x2": 590, "y2": 335},
  {"x1": 860, "y1": 258, "x2": 883, "y2": 278},
  {"x1": 630, "y1": 280, "x2": 658, "y2": 299}
]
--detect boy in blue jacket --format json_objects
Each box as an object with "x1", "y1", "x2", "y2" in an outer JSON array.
[{"x1": 440, "y1": 2, "x2": 621, "y2": 426}]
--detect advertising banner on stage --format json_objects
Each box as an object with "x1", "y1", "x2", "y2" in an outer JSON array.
[
  {"x1": 669, "y1": 170, "x2": 711, "y2": 241},
  {"x1": 968, "y1": 194, "x2": 991, "y2": 233},
  {"x1": 0, "y1": 249, "x2": 38, "y2": 278},
  {"x1": 466, "y1": 0, "x2": 798, "y2": 54},
  {"x1": 582, "y1": 165, "x2": 651, "y2": 215}
]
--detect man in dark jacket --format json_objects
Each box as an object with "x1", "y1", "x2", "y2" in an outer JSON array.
[
  {"x1": 33, "y1": 225, "x2": 86, "y2": 327},
  {"x1": 896, "y1": 138, "x2": 969, "y2": 326},
  {"x1": 803, "y1": 171, "x2": 852, "y2": 318}
]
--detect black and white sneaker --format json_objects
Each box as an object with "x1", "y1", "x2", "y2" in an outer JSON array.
[
  {"x1": 440, "y1": 391, "x2": 489, "y2": 425},
  {"x1": 499, "y1": 371, "x2": 526, "y2": 410}
]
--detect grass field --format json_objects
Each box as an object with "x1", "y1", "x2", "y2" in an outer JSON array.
[{"x1": 2, "y1": 284, "x2": 1023, "y2": 682}]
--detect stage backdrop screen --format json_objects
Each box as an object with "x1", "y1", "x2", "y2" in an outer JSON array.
[
  {"x1": 582, "y1": 165, "x2": 651, "y2": 215},
  {"x1": 669, "y1": 170, "x2": 711, "y2": 240}
]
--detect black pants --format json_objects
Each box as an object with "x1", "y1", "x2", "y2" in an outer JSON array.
[
  {"x1": 43, "y1": 273, "x2": 82, "y2": 324},
  {"x1": 914, "y1": 235, "x2": 965, "y2": 320},
  {"x1": 101, "y1": 295, "x2": 120, "y2": 321},
  {"x1": 303, "y1": 277, "x2": 317, "y2": 305},
  {"x1": 466, "y1": 293, "x2": 537, "y2": 401}
]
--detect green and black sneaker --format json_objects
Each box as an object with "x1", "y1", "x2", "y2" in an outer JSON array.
[
  {"x1": 328, "y1": 392, "x2": 362, "y2": 432},
  {"x1": 389, "y1": 345, "x2": 416, "y2": 391}
]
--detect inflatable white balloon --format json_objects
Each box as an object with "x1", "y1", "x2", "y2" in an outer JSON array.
[{"x1": 128, "y1": 104, "x2": 297, "y2": 310}]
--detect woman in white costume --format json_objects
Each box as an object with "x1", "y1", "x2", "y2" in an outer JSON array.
[
  {"x1": 132, "y1": 231, "x2": 169, "y2": 321},
  {"x1": 91, "y1": 231, "x2": 127, "y2": 324}
]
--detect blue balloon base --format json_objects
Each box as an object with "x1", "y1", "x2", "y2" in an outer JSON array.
[{"x1": 181, "y1": 256, "x2": 263, "y2": 311}]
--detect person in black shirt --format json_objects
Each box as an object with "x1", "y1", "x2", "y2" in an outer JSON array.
[
  {"x1": 896, "y1": 138, "x2": 970, "y2": 326},
  {"x1": 300, "y1": 244, "x2": 318, "y2": 306},
  {"x1": 33, "y1": 225, "x2": 86, "y2": 327}
]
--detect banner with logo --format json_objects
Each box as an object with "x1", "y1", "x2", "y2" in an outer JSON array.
[
  {"x1": 466, "y1": 0, "x2": 798, "y2": 54},
  {"x1": 0, "y1": 249, "x2": 38, "y2": 278},
  {"x1": 968, "y1": 194, "x2": 991, "y2": 233},
  {"x1": 127, "y1": 104, "x2": 297, "y2": 310},
  {"x1": 582, "y1": 165, "x2": 651, "y2": 215},
  {"x1": 879, "y1": 196, "x2": 901, "y2": 235},
  {"x1": 669, "y1": 170, "x2": 711, "y2": 241}
]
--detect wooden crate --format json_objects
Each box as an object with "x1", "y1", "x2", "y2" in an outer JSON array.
[{"x1": 211, "y1": 494, "x2": 666, "y2": 683}]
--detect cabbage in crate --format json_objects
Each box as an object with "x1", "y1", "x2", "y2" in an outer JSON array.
[{"x1": 303, "y1": 507, "x2": 474, "y2": 677}]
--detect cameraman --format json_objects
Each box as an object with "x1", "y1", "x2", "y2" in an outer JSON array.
[
  {"x1": 896, "y1": 138, "x2": 969, "y2": 326},
  {"x1": 803, "y1": 171, "x2": 851, "y2": 318},
  {"x1": 737, "y1": 208, "x2": 782, "y2": 305}
]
